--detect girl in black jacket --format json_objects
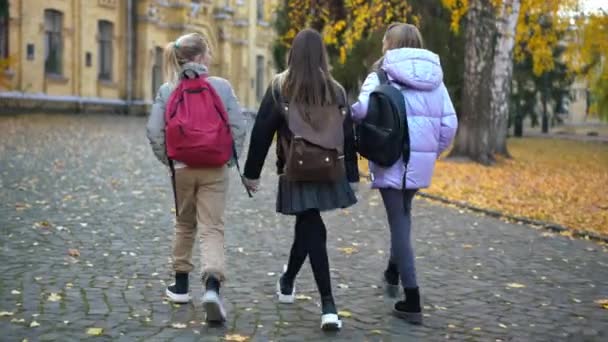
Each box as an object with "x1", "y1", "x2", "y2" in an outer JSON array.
[{"x1": 243, "y1": 29, "x2": 359, "y2": 331}]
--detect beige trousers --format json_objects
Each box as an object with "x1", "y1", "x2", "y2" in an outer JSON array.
[{"x1": 172, "y1": 166, "x2": 228, "y2": 282}]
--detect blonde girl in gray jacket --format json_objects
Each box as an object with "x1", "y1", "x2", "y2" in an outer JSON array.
[{"x1": 146, "y1": 33, "x2": 246, "y2": 323}]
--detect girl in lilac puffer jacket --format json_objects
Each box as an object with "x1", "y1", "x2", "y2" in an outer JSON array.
[{"x1": 352, "y1": 23, "x2": 458, "y2": 324}]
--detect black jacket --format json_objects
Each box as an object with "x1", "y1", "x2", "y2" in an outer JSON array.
[{"x1": 244, "y1": 83, "x2": 360, "y2": 183}]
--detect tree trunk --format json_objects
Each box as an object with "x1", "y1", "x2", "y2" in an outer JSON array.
[
  {"x1": 541, "y1": 103, "x2": 549, "y2": 133},
  {"x1": 514, "y1": 114, "x2": 523, "y2": 137},
  {"x1": 541, "y1": 75, "x2": 549, "y2": 133},
  {"x1": 490, "y1": 0, "x2": 520, "y2": 158},
  {"x1": 448, "y1": 0, "x2": 496, "y2": 165}
]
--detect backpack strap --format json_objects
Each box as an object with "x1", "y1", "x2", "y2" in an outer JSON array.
[{"x1": 375, "y1": 69, "x2": 390, "y2": 85}]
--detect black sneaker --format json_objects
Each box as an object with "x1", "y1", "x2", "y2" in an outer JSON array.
[
  {"x1": 202, "y1": 276, "x2": 226, "y2": 323},
  {"x1": 166, "y1": 272, "x2": 191, "y2": 303},
  {"x1": 392, "y1": 287, "x2": 422, "y2": 325},
  {"x1": 320, "y1": 296, "x2": 342, "y2": 331},
  {"x1": 277, "y1": 265, "x2": 296, "y2": 303}
]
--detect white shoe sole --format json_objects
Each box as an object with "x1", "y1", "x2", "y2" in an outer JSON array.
[
  {"x1": 165, "y1": 288, "x2": 191, "y2": 304},
  {"x1": 321, "y1": 313, "x2": 342, "y2": 331},
  {"x1": 202, "y1": 291, "x2": 226, "y2": 323},
  {"x1": 277, "y1": 265, "x2": 295, "y2": 304}
]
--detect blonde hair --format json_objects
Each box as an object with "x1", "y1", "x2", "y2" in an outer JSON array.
[
  {"x1": 383, "y1": 23, "x2": 424, "y2": 51},
  {"x1": 372, "y1": 23, "x2": 424, "y2": 70},
  {"x1": 163, "y1": 33, "x2": 210, "y2": 85}
]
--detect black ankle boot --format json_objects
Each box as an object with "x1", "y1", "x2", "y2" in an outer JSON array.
[
  {"x1": 393, "y1": 287, "x2": 422, "y2": 324},
  {"x1": 205, "y1": 276, "x2": 221, "y2": 294},
  {"x1": 321, "y1": 296, "x2": 337, "y2": 315},
  {"x1": 170, "y1": 272, "x2": 188, "y2": 294},
  {"x1": 384, "y1": 262, "x2": 399, "y2": 286}
]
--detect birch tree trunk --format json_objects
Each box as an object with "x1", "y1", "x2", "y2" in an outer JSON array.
[
  {"x1": 448, "y1": 0, "x2": 496, "y2": 165},
  {"x1": 490, "y1": 0, "x2": 520, "y2": 157}
]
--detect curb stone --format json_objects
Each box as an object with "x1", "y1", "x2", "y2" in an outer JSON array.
[{"x1": 416, "y1": 191, "x2": 608, "y2": 243}]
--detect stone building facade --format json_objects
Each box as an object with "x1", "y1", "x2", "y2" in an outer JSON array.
[{"x1": 0, "y1": 0, "x2": 276, "y2": 114}]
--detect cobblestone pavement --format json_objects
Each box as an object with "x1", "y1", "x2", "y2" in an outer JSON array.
[{"x1": 1, "y1": 114, "x2": 607, "y2": 342}]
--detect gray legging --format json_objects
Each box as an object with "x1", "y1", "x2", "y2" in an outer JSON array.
[{"x1": 380, "y1": 188, "x2": 418, "y2": 289}]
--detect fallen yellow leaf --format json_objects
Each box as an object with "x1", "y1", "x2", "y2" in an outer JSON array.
[
  {"x1": 338, "y1": 310, "x2": 352, "y2": 318},
  {"x1": 506, "y1": 283, "x2": 526, "y2": 288},
  {"x1": 0, "y1": 311, "x2": 14, "y2": 317},
  {"x1": 224, "y1": 334, "x2": 250, "y2": 342},
  {"x1": 337, "y1": 247, "x2": 358, "y2": 255},
  {"x1": 86, "y1": 327, "x2": 103, "y2": 336},
  {"x1": 295, "y1": 294, "x2": 312, "y2": 300},
  {"x1": 47, "y1": 293, "x2": 62, "y2": 302},
  {"x1": 171, "y1": 322, "x2": 187, "y2": 329},
  {"x1": 370, "y1": 329, "x2": 383, "y2": 334},
  {"x1": 29, "y1": 321, "x2": 40, "y2": 328},
  {"x1": 35, "y1": 221, "x2": 52, "y2": 229},
  {"x1": 595, "y1": 299, "x2": 608, "y2": 309}
]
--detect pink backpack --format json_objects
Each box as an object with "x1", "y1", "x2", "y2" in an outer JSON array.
[{"x1": 164, "y1": 74, "x2": 233, "y2": 167}]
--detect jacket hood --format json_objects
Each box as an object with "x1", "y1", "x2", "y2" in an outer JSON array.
[
  {"x1": 382, "y1": 48, "x2": 443, "y2": 91},
  {"x1": 180, "y1": 62, "x2": 208, "y2": 78}
]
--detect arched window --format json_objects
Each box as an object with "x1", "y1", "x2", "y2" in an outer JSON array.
[
  {"x1": 151, "y1": 46, "x2": 163, "y2": 98},
  {"x1": 256, "y1": 55, "x2": 264, "y2": 100},
  {"x1": 44, "y1": 9, "x2": 63, "y2": 75},
  {"x1": 98, "y1": 20, "x2": 113, "y2": 81},
  {"x1": 0, "y1": 3, "x2": 8, "y2": 60},
  {"x1": 256, "y1": 0, "x2": 264, "y2": 21}
]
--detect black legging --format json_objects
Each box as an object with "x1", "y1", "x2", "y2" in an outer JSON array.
[{"x1": 283, "y1": 209, "x2": 333, "y2": 298}]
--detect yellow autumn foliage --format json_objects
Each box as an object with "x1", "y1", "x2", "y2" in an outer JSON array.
[
  {"x1": 565, "y1": 12, "x2": 608, "y2": 119},
  {"x1": 279, "y1": 0, "x2": 411, "y2": 64},
  {"x1": 442, "y1": 0, "x2": 578, "y2": 76},
  {"x1": 359, "y1": 138, "x2": 608, "y2": 236}
]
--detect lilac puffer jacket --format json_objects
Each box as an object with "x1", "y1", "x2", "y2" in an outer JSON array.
[{"x1": 352, "y1": 48, "x2": 458, "y2": 190}]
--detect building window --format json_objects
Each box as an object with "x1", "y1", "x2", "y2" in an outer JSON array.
[
  {"x1": 26, "y1": 44, "x2": 34, "y2": 60},
  {"x1": 98, "y1": 20, "x2": 113, "y2": 81},
  {"x1": 44, "y1": 9, "x2": 63, "y2": 75},
  {"x1": 256, "y1": 0, "x2": 264, "y2": 21},
  {"x1": 256, "y1": 55, "x2": 264, "y2": 100},
  {"x1": 151, "y1": 46, "x2": 163, "y2": 98},
  {"x1": 0, "y1": 6, "x2": 8, "y2": 60},
  {"x1": 85, "y1": 52, "x2": 92, "y2": 67}
]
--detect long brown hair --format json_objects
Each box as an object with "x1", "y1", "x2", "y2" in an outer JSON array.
[
  {"x1": 164, "y1": 33, "x2": 210, "y2": 85},
  {"x1": 373, "y1": 23, "x2": 424, "y2": 70},
  {"x1": 276, "y1": 29, "x2": 338, "y2": 105}
]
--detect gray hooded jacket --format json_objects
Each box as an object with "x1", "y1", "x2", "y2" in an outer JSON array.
[{"x1": 146, "y1": 62, "x2": 247, "y2": 167}]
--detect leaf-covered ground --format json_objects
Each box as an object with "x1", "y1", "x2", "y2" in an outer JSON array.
[{"x1": 359, "y1": 138, "x2": 608, "y2": 236}]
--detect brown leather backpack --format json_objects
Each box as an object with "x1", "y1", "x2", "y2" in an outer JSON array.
[{"x1": 279, "y1": 89, "x2": 348, "y2": 182}]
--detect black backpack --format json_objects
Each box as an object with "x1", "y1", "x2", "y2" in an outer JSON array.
[{"x1": 356, "y1": 69, "x2": 410, "y2": 168}]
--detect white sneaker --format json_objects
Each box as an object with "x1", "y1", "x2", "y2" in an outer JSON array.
[
  {"x1": 165, "y1": 284, "x2": 191, "y2": 304},
  {"x1": 276, "y1": 265, "x2": 296, "y2": 304},
  {"x1": 321, "y1": 313, "x2": 342, "y2": 331},
  {"x1": 202, "y1": 290, "x2": 226, "y2": 323}
]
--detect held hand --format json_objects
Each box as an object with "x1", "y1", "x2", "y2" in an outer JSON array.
[{"x1": 242, "y1": 177, "x2": 260, "y2": 193}]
